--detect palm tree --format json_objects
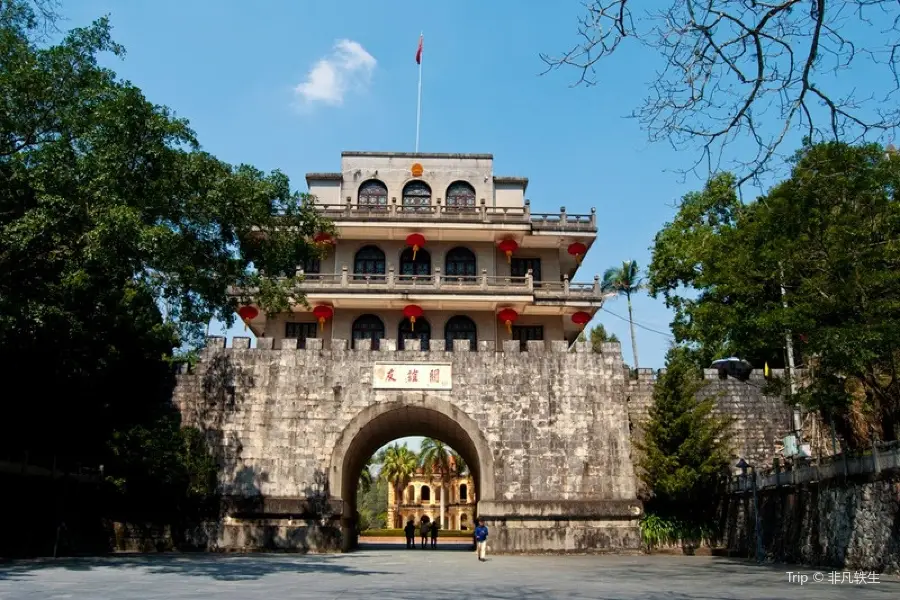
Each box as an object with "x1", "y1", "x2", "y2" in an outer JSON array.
[
  {"x1": 602, "y1": 260, "x2": 643, "y2": 369},
  {"x1": 420, "y1": 438, "x2": 453, "y2": 529},
  {"x1": 378, "y1": 443, "x2": 418, "y2": 528},
  {"x1": 358, "y1": 454, "x2": 374, "y2": 494},
  {"x1": 451, "y1": 450, "x2": 468, "y2": 477}
]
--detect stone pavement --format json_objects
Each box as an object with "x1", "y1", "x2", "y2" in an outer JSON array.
[{"x1": 1, "y1": 549, "x2": 897, "y2": 599}]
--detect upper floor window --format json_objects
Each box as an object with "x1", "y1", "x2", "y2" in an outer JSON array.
[
  {"x1": 420, "y1": 485, "x2": 431, "y2": 502},
  {"x1": 351, "y1": 314, "x2": 385, "y2": 350},
  {"x1": 512, "y1": 325, "x2": 543, "y2": 351},
  {"x1": 358, "y1": 179, "x2": 388, "y2": 210},
  {"x1": 399, "y1": 247, "x2": 431, "y2": 280},
  {"x1": 445, "y1": 181, "x2": 476, "y2": 210},
  {"x1": 399, "y1": 316, "x2": 431, "y2": 351},
  {"x1": 285, "y1": 322, "x2": 318, "y2": 348},
  {"x1": 445, "y1": 247, "x2": 476, "y2": 282},
  {"x1": 301, "y1": 257, "x2": 320, "y2": 274},
  {"x1": 354, "y1": 245, "x2": 386, "y2": 280},
  {"x1": 460, "y1": 483, "x2": 468, "y2": 502},
  {"x1": 402, "y1": 181, "x2": 431, "y2": 212},
  {"x1": 445, "y1": 315, "x2": 477, "y2": 350},
  {"x1": 511, "y1": 257, "x2": 542, "y2": 285}
]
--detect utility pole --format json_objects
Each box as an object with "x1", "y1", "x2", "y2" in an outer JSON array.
[{"x1": 779, "y1": 263, "x2": 802, "y2": 443}]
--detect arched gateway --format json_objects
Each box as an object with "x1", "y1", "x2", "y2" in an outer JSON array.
[
  {"x1": 173, "y1": 334, "x2": 643, "y2": 554},
  {"x1": 329, "y1": 397, "x2": 496, "y2": 550}
]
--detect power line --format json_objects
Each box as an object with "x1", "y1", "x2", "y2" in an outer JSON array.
[{"x1": 600, "y1": 307, "x2": 676, "y2": 339}]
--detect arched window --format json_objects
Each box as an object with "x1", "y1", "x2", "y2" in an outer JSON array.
[
  {"x1": 445, "y1": 315, "x2": 477, "y2": 351},
  {"x1": 399, "y1": 247, "x2": 431, "y2": 281},
  {"x1": 399, "y1": 316, "x2": 431, "y2": 351},
  {"x1": 358, "y1": 179, "x2": 388, "y2": 210},
  {"x1": 460, "y1": 484, "x2": 468, "y2": 502},
  {"x1": 445, "y1": 181, "x2": 476, "y2": 210},
  {"x1": 407, "y1": 485, "x2": 415, "y2": 504},
  {"x1": 351, "y1": 314, "x2": 385, "y2": 350},
  {"x1": 420, "y1": 485, "x2": 431, "y2": 502},
  {"x1": 402, "y1": 181, "x2": 431, "y2": 212},
  {"x1": 445, "y1": 246, "x2": 476, "y2": 282},
  {"x1": 353, "y1": 245, "x2": 386, "y2": 280}
]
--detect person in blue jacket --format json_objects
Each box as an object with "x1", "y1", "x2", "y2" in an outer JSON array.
[{"x1": 473, "y1": 518, "x2": 489, "y2": 561}]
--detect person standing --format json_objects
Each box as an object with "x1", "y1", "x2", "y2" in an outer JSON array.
[
  {"x1": 474, "y1": 518, "x2": 489, "y2": 561},
  {"x1": 430, "y1": 519, "x2": 439, "y2": 549},
  {"x1": 419, "y1": 518, "x2": 429, "y2": 549},
  {"x1": 404, "y1": 518, "x2": 416, "y2": 549}
]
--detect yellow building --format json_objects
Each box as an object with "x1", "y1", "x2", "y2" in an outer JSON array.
[{"x1": 386, "y1": 469, "x2": 476, "y2": 531}]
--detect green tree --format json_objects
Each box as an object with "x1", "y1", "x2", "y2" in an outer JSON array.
[
  {"x1": 602, "y1": 261, "x2": 643, "y2": 368},
  {"x1": 635, "y1": 348, "x2": 732, "y2": 536},
  {"x1": 419, "y1": 437, "x2": 453, "y2": 529},
  {"x1": 576, "y1": 324, "x2": 620, "y2": 353},
  {"x1": 648, "y1": 142, "x2": 900, "y2": 444},
  {"x1": 358, "y1": 455, "x2": 374, "y2": 494},
  {"x1": 378, "y1": 443, "x2": 418, "y2": 528},
  {"x1": 0, "y1": 1, "x2": 332, "y2": 467}
]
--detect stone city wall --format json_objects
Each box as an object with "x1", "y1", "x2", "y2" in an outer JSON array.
[
  {"x1": 720, "y1": 452, "x2": 900, "y2": 574},
  {"x1": 172, "y1": 337, "x2": 643, "y2": 553}
]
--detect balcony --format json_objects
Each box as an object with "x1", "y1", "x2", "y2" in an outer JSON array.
[
  {"x1": 312, "y1": 198, "x2": 597, "y2": 233},
  {"x1": 267, "y1": 267, "x2": 606, "y2": 302}
]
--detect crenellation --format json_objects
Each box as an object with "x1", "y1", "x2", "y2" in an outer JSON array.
[
  {"x1": 453, "y1": 339, "x2": 471, "y2": 352},
  {"x1": 379, "y1": 339, "x2": 397, "y2": 351},
  {"x1": 551, "y1": 340, "x2": 568, "y2": 353},
  {"x1": 404, "y1": 339, "x2": 421, "y2": 351},
  {"x1": 256, "y1": 337, "x2": 274, "y2": 350},
  {"x1": 331, "y1": 339, "x2": 347, "y2": 351},
  {"x1": 526, "y1": 340, "x2": 545, "y2": 353},
  {"x1": 478, "y1": 340, "x2": 495, "y2": 353},
  {"x1": 305, "y1": 338, "x2": 323, "y2": 351},
  {"x1": 429, "y1": 339, "x2": 446, "y2": 352},
  {"x1": 600, "y1": 341, "x2": 621, "y2": 355},
  {"x1": 281, "y1": 338, "x2": 298, "y2": 350},
  {"x1": 574, "y1": 341, "x2": 590, "y2": 353},
  {"x1": 232, "y1": 337, "x2": 251, "y2": 349},
  {"x1": 502, "y1": 340, "x2": 520, "y2": 353},
  {"x1": 354, "y1": 338, "x2": 371, "y2": 351}
]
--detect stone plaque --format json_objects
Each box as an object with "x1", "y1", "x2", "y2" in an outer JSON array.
[{"x1": 373, "y1": 362, "x2": 452, "y2": 390}]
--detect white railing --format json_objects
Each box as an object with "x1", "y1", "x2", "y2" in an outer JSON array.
[{"x1": 309, "y1": 198, "x2": 597, "y2": 231}]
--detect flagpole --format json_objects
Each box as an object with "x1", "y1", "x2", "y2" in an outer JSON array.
[{"x1": 415, "y1": 32, "x2": 423, "y2": 153}]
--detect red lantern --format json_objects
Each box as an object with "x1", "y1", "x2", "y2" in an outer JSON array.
[
  {"x1": 406, "y1": 233, "x2": 426, "y2": 260},
  {"x1": 571, "y1": 311, "x2": 591, "y2": 326},
  {"x1": 567, "y1": 242, "x2": 588, "y2": 265},
  {"x1": 497, "y1": 239, "x2": 518, "y2": 264},
  {"x1": 497, "y1": 308, "x2": 518, "y2": 334},
  {"x1": 312, "y1": 305, "x2": 334, "y2": 328},
  {"x1": 313, "y1": 232, "x2": 334, "y2": 245},
  {"x1": 403, "y1": 304, "x2": 424, "y2": 331},
  {"x1": 237, "y1": 305, "x2": 259, "y2": 331}
]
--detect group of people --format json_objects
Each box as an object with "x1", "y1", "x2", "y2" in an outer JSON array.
[
  {"x1": 403, "y1": 516, "x2": 490, "y2": 561},
  {"x1": 404, "y1": 517, "x2": 439, "y2": 549}
]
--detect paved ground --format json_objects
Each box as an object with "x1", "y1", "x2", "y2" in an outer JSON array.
[{"x1": 1, "y1": 548, "x2": 897, "y2": 599}]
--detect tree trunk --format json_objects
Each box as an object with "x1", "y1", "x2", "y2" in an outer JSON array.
[
  {"x1": 627, "y1": 294, "x2": 639, "y2": 369},
  {"x1": 439, "y1": 482, "x2": 446, "y2": 529},
  {"x1": 395, "y1": 483, "x2": 402, "y2": 528}
]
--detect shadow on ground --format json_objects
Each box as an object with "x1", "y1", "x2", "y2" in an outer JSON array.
[
  {"x1": 0, "y1": 553, "x2": 387, "y2": 582},
  {"x1": 357, "y1": 542, "x2": 473, "y2": 552}
]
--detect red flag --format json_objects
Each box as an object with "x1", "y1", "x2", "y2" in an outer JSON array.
[{"x1": 415, "y1": 35, "x2": 423, "y2": 65}]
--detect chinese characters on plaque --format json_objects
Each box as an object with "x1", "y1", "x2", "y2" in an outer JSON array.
[{"x1": 372, "y1": 362, "x2": 452, "y2": 390}]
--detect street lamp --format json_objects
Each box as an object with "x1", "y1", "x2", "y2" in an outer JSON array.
[{"x1": 736, "y1": 458, "x2": 763, "y2": 563}]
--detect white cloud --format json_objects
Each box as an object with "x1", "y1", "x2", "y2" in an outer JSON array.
[{"x1": 294, "y1": 39, "x2": 376, "y2": 107}]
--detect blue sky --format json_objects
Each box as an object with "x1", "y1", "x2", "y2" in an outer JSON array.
[{"x1": 56, "y1": 0, "x2": 888, "y2": 370}]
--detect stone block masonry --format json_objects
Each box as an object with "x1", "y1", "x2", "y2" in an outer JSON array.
[{"x1": 172, "y1": 337, "x2": 644, "y2": 553}]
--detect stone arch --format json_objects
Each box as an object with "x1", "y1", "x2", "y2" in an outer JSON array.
[{"x1": 329, "y1": 395, "x2": 496, "y2": 548}]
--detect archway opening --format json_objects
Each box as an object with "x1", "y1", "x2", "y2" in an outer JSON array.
[{"x1": 331, "y1": 400, "x2": 492, "y2": 551}]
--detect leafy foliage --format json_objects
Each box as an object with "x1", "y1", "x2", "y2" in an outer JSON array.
[
  {"x1": 0, "y1": 1, "x2": 331, "y2": 468},
  {"x1": 576, "y1": 324, "x2": 620, "y2": 352},
  {"x1": 105, "y1": 413, "x2": 218, "y2": 523},
  {"x1": 357, "y1": 476, "x2": 387, "y2": 531},
  {"x1": 648, "y1": 141, "x2": 900, "y2": 443},
  {"x1": 377, "y1": 443, "x2": 418, "y2": 528},
  {"x1": 635, "y1": 348, "x2": 733, "y2": 526}
]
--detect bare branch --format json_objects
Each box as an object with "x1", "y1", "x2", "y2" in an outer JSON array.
[{"x1": 543, "y1": 0, "x2": 900, "y2": 186}]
